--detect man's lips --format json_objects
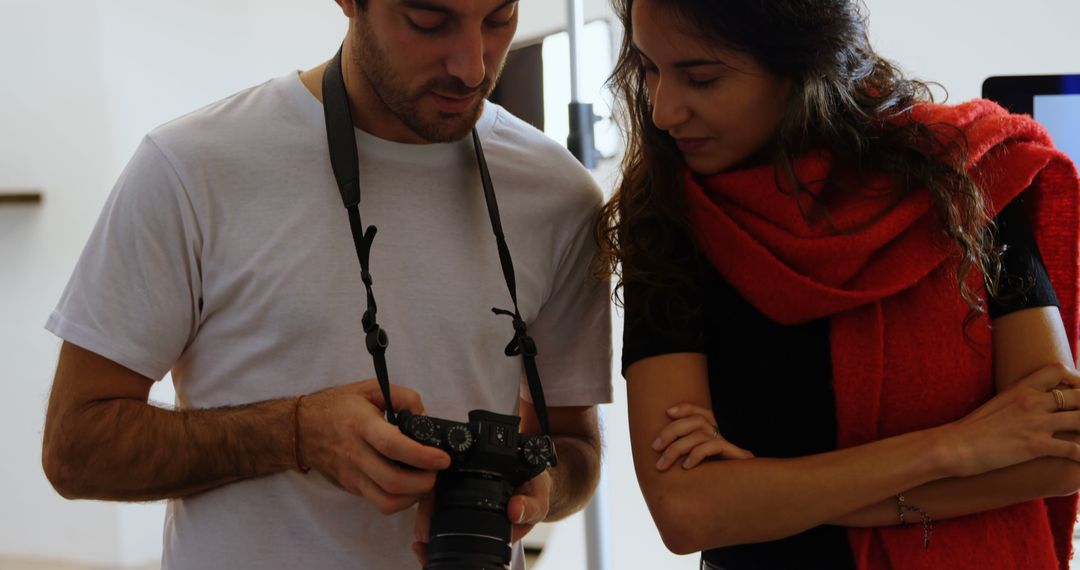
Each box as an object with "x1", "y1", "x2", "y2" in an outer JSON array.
[{"x1": 430, "y1": 91, "x2": 479, "y2": 113}]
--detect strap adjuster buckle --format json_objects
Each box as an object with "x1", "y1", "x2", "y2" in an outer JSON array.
[{"x1": 366, "y1": 326, "x2": 389, "y2": 353}]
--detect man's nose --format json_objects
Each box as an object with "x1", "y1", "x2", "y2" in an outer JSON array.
[{"x1": 445, "y1": 29, "x2": 486, "y2": 89}]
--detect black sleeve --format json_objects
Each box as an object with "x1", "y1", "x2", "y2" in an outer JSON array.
[
  {"x1": 621, "y1": 272, "x2": 707, "y2": 375},
  {"x1": 986, "y1": 196, "x2": 1060, "y2": 318}
]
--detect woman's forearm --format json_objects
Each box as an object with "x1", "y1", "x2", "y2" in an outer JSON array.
[
  {"x1": 635, "y1": 426, "x2": 955, "y2": 554},
  {"x1": 829, "y1": 455, "x2": 1078, "y2": 527}
]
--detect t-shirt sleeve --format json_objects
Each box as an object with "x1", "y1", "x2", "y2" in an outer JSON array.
[
  {"x1": 45, "y1": 136, "x2": 203, "y2": 381},
  {"x1": 987, "y1": 196, "x2": 1060, "y2": 318},
  {"x1": 519, "y1": 188, "x2": 613, "y2": 408},
  {"x1": 621, "y1": 267, "x2": 707, "y2": 375}
]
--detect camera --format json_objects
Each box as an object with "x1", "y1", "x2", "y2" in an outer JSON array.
[{"x1": 397, "y1": 409, "x2": 557, "y2": 570}]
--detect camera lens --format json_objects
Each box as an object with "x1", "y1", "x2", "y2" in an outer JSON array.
[{"x1": 424, "y1": 471, "x2": 516, "y2": 570}]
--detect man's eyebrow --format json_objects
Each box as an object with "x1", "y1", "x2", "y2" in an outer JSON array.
[{"x1": 398, "y1": 0, "x2": 518, "y2": 17}]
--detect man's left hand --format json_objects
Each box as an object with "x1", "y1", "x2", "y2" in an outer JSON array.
[
  {"x1": 411, "y1": 470, "x2": 552, "y2": 566},
  {"x1": 507, "y1": 470, "x2": 552, "y2": 543}
]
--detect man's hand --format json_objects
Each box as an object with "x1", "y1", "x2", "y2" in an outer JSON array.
[
  {"x1": 298, "y1": 379, "x2": 451, "y2": 515},
  {"x1": 507, "y1": 470, "x2": 552, "y2": 543},
  {"x1": 411, "y1": 469, "x2": 553, "y2": 566}
]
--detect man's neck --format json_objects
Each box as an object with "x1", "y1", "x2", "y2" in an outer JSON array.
[{"x1": 298, "y1": 53, "x2": 429, "y2": 145}]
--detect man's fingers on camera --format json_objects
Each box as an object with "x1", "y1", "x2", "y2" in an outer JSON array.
[
  {"x1": 510, "y1": 522, "x2": 537, "y2": 544},
  {"x1": 414, "y1": 494, "x2": 435, "y2": 543},
  {"x1": 386, "y1": 385, "x2": 427, "y2": 415},
  {"x1": 508, "y1": 494, "x2": 547, "y2": 526},
  {"x1": 357, "y1": 380, "x2": 426, "y2": 415},
  {"x1": 361, "y1": 453, "x2": 439, "y2": 498},
  {"x1": 366, "y1": 420, "x2": 450, "y2": 470},
  {"x1": 349, "y1": 472, "x2": 424, "y2": 515},
  {"x1": 411, "y1": 541, "x2": 428, "y2": 567}
]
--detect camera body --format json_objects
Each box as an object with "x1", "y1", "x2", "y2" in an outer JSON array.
[{"x1": 397, "y1": 409, "x2": 557, "y2": 570}]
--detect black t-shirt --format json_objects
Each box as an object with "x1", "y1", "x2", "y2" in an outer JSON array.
[{"x1": 621, "y1": 198, "x2": 1059, "y2": 569}]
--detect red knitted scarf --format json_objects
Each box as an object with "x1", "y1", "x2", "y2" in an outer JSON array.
[{"x1": 685, "y1": 100, "x2": 1080, "y2": 569}]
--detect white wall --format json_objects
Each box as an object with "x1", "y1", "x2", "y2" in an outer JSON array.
[
  {"x1": 864, "y1": 0, "x2": 1080, "y2": 103},
  {"x1": 0, "y1": 0, "x2": 348, "y2": 566},
  {"x1": 2, "y1": 0, "x2": 1079, "y2": 568}
]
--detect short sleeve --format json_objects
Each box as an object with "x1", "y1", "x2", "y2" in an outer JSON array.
[
  {"x1": 987, "y1": 196, "x2": 1060, "y2": 318},
  {"x1": 45, "y1": 136, "x2": 203, "y2": 381},
  {"x1": 519, "y1": 193, "x2": 613, "y2": 408},
  {"x1": 621, "y1": 267, "x2": 707, "y2": 375}
]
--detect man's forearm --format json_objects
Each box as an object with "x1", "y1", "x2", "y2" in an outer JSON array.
[
  {"x1": 43, "y1": 397, "x2": 296, "y2": 501},
  {"x1": 545, "y1": 435, "x2": 601, "y2": 521}
]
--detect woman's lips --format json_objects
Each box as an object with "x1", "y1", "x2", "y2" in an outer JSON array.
[{"x1": 675, "y1": 137, "x2": 711, "y2": 153}]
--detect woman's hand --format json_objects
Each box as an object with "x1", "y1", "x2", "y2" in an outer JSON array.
[
  {"x1": 653, "y1": 403, "x2": 754, "y2": 471},
  {"x1": 942, "y1": 363, "x2": 1080, "y2": 478}
]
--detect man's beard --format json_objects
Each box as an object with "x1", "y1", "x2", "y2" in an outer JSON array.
[{"x1": 350, "y1": 24, "x2": 503, "y2": 143}]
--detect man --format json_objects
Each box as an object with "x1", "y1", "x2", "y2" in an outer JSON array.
[{"x1": 41, "y1": 1, "x2": 612, "y2": 568}]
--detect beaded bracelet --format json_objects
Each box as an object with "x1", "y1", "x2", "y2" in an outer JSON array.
[{"x1": 896, "y1": 493, "x2": 932, "y2": 549}]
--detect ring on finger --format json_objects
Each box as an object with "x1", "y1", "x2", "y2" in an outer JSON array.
[{"x1": 1052, "y1": 388, "x2": 1066, "y2": 412}]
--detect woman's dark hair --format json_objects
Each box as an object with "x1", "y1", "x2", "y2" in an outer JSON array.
[{"x1": 595, "y1": 0, "x2": 1002, "y2": 331}]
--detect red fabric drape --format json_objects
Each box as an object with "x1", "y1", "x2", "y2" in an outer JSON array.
[{"x1": 685, "y1": 100, "x2": 1080, "y2": 569}]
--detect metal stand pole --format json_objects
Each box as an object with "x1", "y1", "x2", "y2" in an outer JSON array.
[
  {"x1": 567, "y1": 2, "x2": 608, "y2": 567},
  {"x1": 566, "y1": 0, "x2": 598, "y2": 170},
  {"x1": 583, "y1": 411, "x2": 612, "y2": 570}
]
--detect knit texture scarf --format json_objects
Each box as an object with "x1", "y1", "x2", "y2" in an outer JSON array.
[{"x1": 685, "y1": 100, "x2": 1080, "y2": 569}]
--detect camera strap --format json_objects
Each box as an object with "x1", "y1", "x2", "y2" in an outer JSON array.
[{"x1": 321, "y1": 47, "x2": 552, "y2": 435}]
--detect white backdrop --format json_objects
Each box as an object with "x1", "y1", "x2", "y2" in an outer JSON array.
[{"x1": 1, "y1": 0, "x2": 1078, "y2": 568}]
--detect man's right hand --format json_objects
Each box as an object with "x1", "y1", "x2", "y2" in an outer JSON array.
[{"x1": 297, "y1": 380, "x2": 451, "y2": 515}]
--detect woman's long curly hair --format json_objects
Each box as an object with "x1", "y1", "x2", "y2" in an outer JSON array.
[{"x1": 595, "y1": 0, "x2": 1003, "y2": 332}]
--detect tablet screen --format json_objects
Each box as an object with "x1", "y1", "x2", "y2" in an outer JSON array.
[
  {"x1": 983, "y1": 74, "x2": 1080, "y2": 165},
  {"x1": 1034, "y1": 93, "x2": 1080, "y2": 165}
]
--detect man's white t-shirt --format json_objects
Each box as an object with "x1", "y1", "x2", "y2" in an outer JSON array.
[{"x1": 46, "y1": 72, "x2": 612, "y2": 570}]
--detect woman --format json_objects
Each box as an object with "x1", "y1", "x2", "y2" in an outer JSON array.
[{"x1": 595, "y1": 0, "x2": 1080, "y2": 568}]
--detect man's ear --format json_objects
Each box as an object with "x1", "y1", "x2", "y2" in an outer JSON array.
[{"x1": 335, "y1": 0, "x2": 360, "y2": 18}]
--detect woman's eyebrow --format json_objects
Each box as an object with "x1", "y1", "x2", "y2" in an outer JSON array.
[{"x1": 629, "y1": 44, "x2": 726, "y2": 69}]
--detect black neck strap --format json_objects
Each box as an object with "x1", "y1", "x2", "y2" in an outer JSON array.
[{"x1": 321, "y1": 48, "x2": 551, "y2": 435}]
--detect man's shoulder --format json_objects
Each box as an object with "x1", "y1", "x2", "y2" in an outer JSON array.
[
  {"x1": 484, "y1": 104, "x2": 579, "y2": 166},
  {"x1": 483, "y1": 103, "x2": 602, "y2": 203},
  {"x1": 147, "y1": 74, "x2": 313, "y2": 162}
]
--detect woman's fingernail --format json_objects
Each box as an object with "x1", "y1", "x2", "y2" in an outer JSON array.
[
  {"x1": 682, "y1": 459, "x2": 691, "y2": 469},
  {"x1": 655, "y1": 457, "x2": 665, "y2": 469},
  {"x1": 652, "y1": 438, "x2": 662, "y2": 450},
  {"x1": 667, "y1": 406, "x2": 678, "y2": 415}
]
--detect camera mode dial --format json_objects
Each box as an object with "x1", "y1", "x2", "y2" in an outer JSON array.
[
  {"x1": 405, "y1": 415, "x2": 437, "y2": 444},
  {"x1": 521, "y1": 436, "x2": 554, "y2": 467},
  {"x1": 445, "y1": 425, "x2": 474, "y2": 453}
]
